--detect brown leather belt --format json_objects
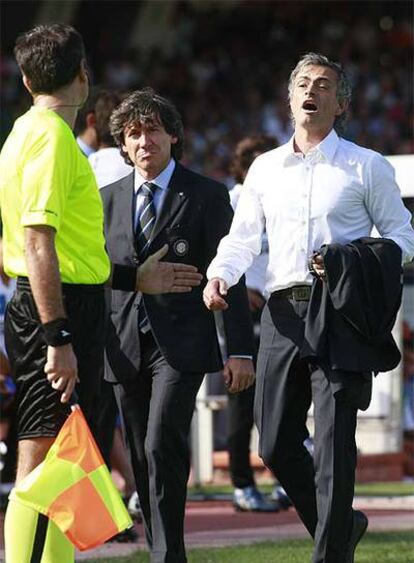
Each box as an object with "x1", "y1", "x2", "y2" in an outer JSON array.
[{"x1": 271, "y1": 285, "x2": 312, "y2": 302}]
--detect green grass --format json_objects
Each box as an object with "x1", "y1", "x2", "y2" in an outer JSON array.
[
  {"x1": 83, "y1": 531, "x2": 414, "y2": 562},
  {"x1": 187, "y1": 480, "x2": 414, "y2": 498},
  {"x1": 354, "y1": 481, "x2": 414, "y2": 496}
]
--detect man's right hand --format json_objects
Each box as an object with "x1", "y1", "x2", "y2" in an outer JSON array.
[
  {"x1": 44, "y1": 344, "x2": 78, "y2": 403},
  {"x1": 137, "y1": 244, "x2": 203, "y2": 294},
  {"x1": 203, "y1": 278, "x2": 229, "y2": 311}
]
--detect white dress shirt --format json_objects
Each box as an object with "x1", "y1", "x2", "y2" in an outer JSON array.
[
  {"x1": 133, "y1": 159, "x2": 176, "y2": 228},
  {"x1": 230, "y1": 184, "x2": 269, "y2": 297},
  {"x1": 208, "y1": 129, "x2": 414, "y2": 294},
  {"x1": 89, "y1": 147, "x2": 132, "y2": 188}
]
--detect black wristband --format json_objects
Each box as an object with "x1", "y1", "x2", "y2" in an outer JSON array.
[
  {"x1": 42, "y1": 318, "x2": 72, "y2": 347},
  {"x1": 112, "y1": 264, "x2": 137, "y2": 292}
]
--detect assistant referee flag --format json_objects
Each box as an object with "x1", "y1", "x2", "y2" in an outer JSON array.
[{"x1": 10, "y1": 406, "x2": 132, "y2": 550}]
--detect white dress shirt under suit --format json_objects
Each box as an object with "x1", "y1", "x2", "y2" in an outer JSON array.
[
  {"x1": 208, "y1": 129, "x2": 414, "y2": 292},
  {"x1": 133, "y1": 158, "x2": 176, "y2": 225}
]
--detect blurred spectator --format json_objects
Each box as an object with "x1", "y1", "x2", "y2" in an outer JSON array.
[
  {"x1": 227, "y1": 134, "x2": 290, "y2": 512},
  {"x1": 1, "y1": 2, "x2": 412, "y2": 178},
  {"x1": 88, "y1": 90, "x2": 132, "y2": 187},
  {"x1": 402, "y1": 321, "x2": 414, "y2": 477},
  {"x1": 74, "y1": 86, "x2": 102, "y2": 156}
]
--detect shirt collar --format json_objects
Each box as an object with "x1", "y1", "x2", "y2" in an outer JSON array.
[
  {"x1": 316, "y1": 129, "x2": 339, "y2": 163},
  {"x1": 76, "y1": 136, "x2": 96, "y2": 157},
  {"x1": 283, "y1": 128, "x2": 339, "y2": 165},
  {"x1": 134, "y1": 159, "x2": 176, "y2": 193}
]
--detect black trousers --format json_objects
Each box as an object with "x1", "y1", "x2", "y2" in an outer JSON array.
[
  {"x1": 227, "y1": 384, "x2": 256, "y2": 489},
  {"x1": 255, "y1": 295, "x2": 371, "y2": 563},
  {"x1": 115, "y1": 331, "x2": 204, "y2": 563},
  {"x1": 227, "y1": 307, "x2": 261, "y2": 489},
  {"x1": 5, "y1": 278, "x2": 105, "y2": 440}
]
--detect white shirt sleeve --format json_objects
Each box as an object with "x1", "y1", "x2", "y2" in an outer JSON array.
[
  {"x1": 366, "y1": 153, "x2": 414, "y2": 263},
  {"x1": 207, "y1": 163, "x2": 265, "y2": 287}
]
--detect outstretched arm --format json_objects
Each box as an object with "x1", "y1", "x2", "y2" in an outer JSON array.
[
  {"x1": 109, "y1": 244, "x2": 203, "y2": 294},
  {"x1": 203, "y1": 277, "x2": 229, "y2": 311}
]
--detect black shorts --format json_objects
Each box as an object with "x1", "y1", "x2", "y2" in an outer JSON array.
[{"x1": 5, "y1": 277, "x2": 106, "y2": 440}]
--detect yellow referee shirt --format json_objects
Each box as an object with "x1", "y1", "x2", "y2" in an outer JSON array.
[{"x1": 0, "y1": 106, "x2": 110, "y2": 284}]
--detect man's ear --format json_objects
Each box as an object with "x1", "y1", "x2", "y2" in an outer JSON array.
[
  {"x1": 79, "y1": 59, "x2": 88, "y2": 84},
  {"x1": 22, "y1": 74, "x2": 33, "y2": 95},
  {"x1": 86, "y1": 112, "x2": 96, "y2": 128},
  {"x1": 335, "y1": 99, "x2": 349, "y2": 117},
  {"x1": 171, "y1": 136, "x2": 178, "y2": 145}
]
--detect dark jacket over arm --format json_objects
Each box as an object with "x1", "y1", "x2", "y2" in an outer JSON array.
[{"x1": 304, "y1": 237, "x2": 402, "y2": 373}]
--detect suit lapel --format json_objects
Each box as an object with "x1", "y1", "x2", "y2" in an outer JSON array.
[
  {"x1": 150, "y1": 163, "x2": 189, "y2": 242},
  {"x1": 117, "y1": 172, "x2": 136, "y2": 244}
]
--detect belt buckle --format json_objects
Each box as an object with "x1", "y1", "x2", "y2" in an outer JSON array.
[{"x1": 292, "y1": 286, "x2": 310, "y2": 301}]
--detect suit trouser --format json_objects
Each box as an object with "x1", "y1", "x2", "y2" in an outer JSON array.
[
  {"x1": 228, "y1": 384, "x2": 256, "y2": 489},
  {"x1": 115, "y1": 331, "x2": 204, "y2": 563},
  {"x1": 255, "y1": 296, "x2": 371, "y2": 563},
  {"x1": 227, "y1": 306, "x2": 261, "y2": 489}
]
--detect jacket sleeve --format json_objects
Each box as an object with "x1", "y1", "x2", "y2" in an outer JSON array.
[
  {"x1": 203, "y1": 183, "x2": 255, "y2": 357},
  {"x1": 100, "y1": 184, "x2": 138, "y2": 292}
]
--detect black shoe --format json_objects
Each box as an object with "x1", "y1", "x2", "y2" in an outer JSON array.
[
  {"x1": 345, "y1": 510, "x2": 368, "y2": 563},
  {"x1": 233, "y1": 486, "x2": 280, "y2": 512}
]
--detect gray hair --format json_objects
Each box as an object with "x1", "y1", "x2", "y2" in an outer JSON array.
[{"x1": 288, "y1": 52, "x2": 352, "y2": 135}]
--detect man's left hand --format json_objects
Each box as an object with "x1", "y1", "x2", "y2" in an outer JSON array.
[
  {"x1": 223, "y1": 358, "x2": 255, "y2": 394},
  {"x1": 137, "y1": 244, "x2": 203, "y2": 294}
]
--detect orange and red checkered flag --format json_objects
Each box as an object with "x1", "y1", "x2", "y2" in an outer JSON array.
[{"x1": 11, "y1": 406, "x2": 132, "y2": 550}]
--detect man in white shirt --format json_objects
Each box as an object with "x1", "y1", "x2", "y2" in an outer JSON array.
[{"x1": 204, "y1": 53, "x2": 414, "y2": 563}]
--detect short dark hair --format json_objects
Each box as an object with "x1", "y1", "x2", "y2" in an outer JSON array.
[
  {"x1": 91, "y1": 90, "x2": 122, "y2": 147},
  {"x1": 230, "y1": 135, "x2": 277, "y2": 184},
  {"x1": 14, "y1": 24, "x2": 85, "y2": 94},
  {"x1": 74, "y1": 86, "x2": 102, "y2": 136},
  {"x1": 110, "y1": 88, "x2": 184, "y2": 164}
]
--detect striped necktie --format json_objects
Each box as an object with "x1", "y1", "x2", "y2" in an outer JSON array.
[
  {"x1": 136, "y1": 182, "x2": 157, "y2": 258},
  {"x1": 136, "y1": 182, "x2": 157, "y2": 333}
]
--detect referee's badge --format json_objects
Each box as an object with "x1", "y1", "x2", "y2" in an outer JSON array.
[{"x1": 173, "y1": 239, "x2": 189, "y2": 257}]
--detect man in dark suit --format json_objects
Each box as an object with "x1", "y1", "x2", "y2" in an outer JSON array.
[{"x1": 101, "y1": 88, "x2": 255, "y2": 563}]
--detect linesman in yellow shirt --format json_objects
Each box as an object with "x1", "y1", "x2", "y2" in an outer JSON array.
[{"x1": 0, "y1": 24, "x2": 202, "y2": 562}]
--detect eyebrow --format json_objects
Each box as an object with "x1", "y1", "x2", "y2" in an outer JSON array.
[
  {"x1": 126, "y1": 120, "x2": 160, "y2": 132},
  {"x1": 297, "y1": 75, "x2": 333, "y2": 84}
]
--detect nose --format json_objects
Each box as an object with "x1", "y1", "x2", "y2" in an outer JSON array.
[
  {"x1": 138, "y1": 131, "x2": 152, "y2": 146},
  {"x1": 305, "y1": 82, "x2": 316, "y2": 96}
]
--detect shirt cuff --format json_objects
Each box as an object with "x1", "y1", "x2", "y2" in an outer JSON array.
[
  {"x1": 206, "y1": 267, "x2": 236, "y2": 288},
  {"x1": 228, "y1": 355, "x2": 253, "y2": 360}
]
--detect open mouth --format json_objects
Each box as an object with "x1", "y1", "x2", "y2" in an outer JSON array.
[{"x1": 302, "y1": 101, "x2": 318, "y2": 112}]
